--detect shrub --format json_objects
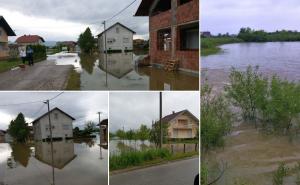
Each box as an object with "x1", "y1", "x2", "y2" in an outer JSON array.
[
  {"x1": 273, "y1": 163, "x2": 289, "y2": 185},
  {"x1": 27, "y1": 45, "x2": 47, "y2": 61}
]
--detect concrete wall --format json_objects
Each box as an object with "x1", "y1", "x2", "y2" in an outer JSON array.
[
  {"x1": 34, "y1": 109, "x2": 73, "y2": 141},
  {"x1": 99, "y1": 24, "x2": 134, "y2": 52},
  {"x1": 149, "y1": 0, "x2": 199, "y2": 73},
  {"x1": 167, "y1": 113, "x2": 199, "y2": 139}
]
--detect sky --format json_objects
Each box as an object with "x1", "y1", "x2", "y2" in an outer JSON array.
[
  {"x1": 109, "y1": 92, "x2": 200, "y2": 132},
  {"x1": 0, "y1": 92, "x2": 108, "y2": 130},
  {"x1": 0, "y1": 0, "x2": 148, "y2": 42},
  {"x1": 202, "y1": 0, "x2": 300, "y2": 35}
]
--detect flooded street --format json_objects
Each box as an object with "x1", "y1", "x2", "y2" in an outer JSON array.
[
  {"x1": 204, "y1": 124, "x2": 300, "y2": 185},
  {"x1": 0, "y1": 137, "x2": 108, "y2": 185},
  {"x1": 48, "y1": 52, "x2": 199, "y2": 90},
  {"x1": 201, "y1": 42, "x2": 300, "y2": 91}
]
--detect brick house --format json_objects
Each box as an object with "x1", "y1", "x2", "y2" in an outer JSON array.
[
  {"x1": 135, "y1": 0, "x2": 199, "y2": 74},
  {"x1": 161, "y1": 109, "x2": 199, "y2": 139},
  {"x1": 0, "y1": 16, "x2": 16, "y2": 60},
  {"x1": 15, "y1": 35, "x2": 45, "y2": 46}
]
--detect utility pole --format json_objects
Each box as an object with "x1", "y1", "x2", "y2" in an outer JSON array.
[
  {"x1": 102, "y1": 21, "x2": 108, "y2": 87},
  {"x1": 97, "y1": 112, "x2": 102, "y2": 144},
  {"x1": 159, "y1": 92, "x2": 162, "y2": 148},
  {"x1": 44, "y1": 100, "x2": 55, "y2": 185}
]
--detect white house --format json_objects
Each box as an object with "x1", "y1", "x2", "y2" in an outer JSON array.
[
  {"x1": 32, "y1": 107, "x2": 75, "y2": 141},
  {"x1": 98, "y1": 22, "x2": 135, "y2": 53}
]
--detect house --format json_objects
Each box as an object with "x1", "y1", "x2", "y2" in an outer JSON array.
[
  {"x1": 0, "y1": 16, "x2": 16, "y2": 60},
  {"x1": 15, "y1": 34, "x2": 45, "y2": 46},
  {"x1": 135, "y1": 0, "x2": 199, "y2": 73},
  {"x1": 0, "y1": 130, "x2": 6, "y2": 143},
  {"x1": 97, "y1": 22, "x2": 136, "y2": 53},
  {"x1": 161, "y1": 109, "x2": 199, "y2": 139},
  {"x1": 98, "y1": 119, "x2": 108, "y2": 144},
  {"x1": 35, "y1": 140, "x2": 76, "y2": 169},
  {"x1": 201, "y1": 31, "x2": 212, "y2": 38},
  {"x1": 32, "y1": 107, "x2": 75, "y2": 141},
  {"x1": 57, "y1": 41, "x2": 77, "y2": 52}
]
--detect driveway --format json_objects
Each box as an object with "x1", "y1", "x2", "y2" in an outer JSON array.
[
  {"x1": 0, "y1": 60, "x2": 73, "y2": 90},
  {"x1": 110, "y1": 157, "x2": 199, "y2": 185}
]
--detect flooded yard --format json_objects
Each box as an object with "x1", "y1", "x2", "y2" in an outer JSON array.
[
  {"x1": 204, "y1": 124, "x2": 300, "y2": 185},
  {"x1": 201, "y1": 42, "x2": 300, "y2": 91},
  {"x1": 48, "y1": 52, "x2": 199, "y2": 90},
  {"x1": 0, "y1": 137, "x2": 108, "y2": 185},
  {"x1": 110, "y1": 139, "x2": 198, "y2": 156}
]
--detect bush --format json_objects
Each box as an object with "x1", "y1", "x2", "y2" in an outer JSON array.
[
  {"x1": 201, "y1": 83, "x2": 233, "y2": 151},
  {"x1": 273, "y1": 163, "x2": 289, "y2": 185},
  {"x1": 27, "y1": 45, "x2": 47, "y2": 61}
]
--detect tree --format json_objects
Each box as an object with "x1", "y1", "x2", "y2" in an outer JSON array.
[
  {"x1": 149, "y1": 121, "x2": 168, "y2": 147},
  {"x1": 78, "y1": 27, "x2": 95, "y2": 54},
  {"x1": 8, "y1": 113, "x2": 29, "y2": 142},
  {"x1": 84, "y1": 121, "x2": 97, "y2": 135},
  {"x1": 116, "y1": 129, "x2": 126, "y2": 140},
  {"x1": 138, "y1": 124, "x2": 150, "y2": 143}
]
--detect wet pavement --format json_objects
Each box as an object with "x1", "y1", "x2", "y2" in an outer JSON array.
[
  {"x1": 110, "y1": 157, "x2": 199, "y2": 185},
  {"x1": 50, "y1": 52, "x2": 199, "y2": 90},
  {"x1": 0, "y1": 138, "x2": 108, "y2": 185}
]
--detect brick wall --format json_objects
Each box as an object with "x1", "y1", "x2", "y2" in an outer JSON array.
[{"x1": 149, "y1": 0, "x2": 199, "y2": 73}]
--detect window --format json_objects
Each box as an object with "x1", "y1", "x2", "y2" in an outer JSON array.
[
  {"x1": 179, "y1": 0, "x2": 192, "y2": 5},
  {"x1": 152, "y1": 0, "x2": 171, "y2": 15},
  {"x1": 63, "y1": 124, "x2": 70, "y2": 130},
  {"x1": 54, "y1": 113, "x2": 58, "y2": 120},
  {"x1": 107, "y1": 38, "x2": 115, "y2": 44},
  {"x1": 123, "y1": 38, "x2": 129, "y2": 43},
  {"x1": 116, "y1": 27, "x2": 119, "y2": 34},
  {"x1": 180, "y1": 24, "x2": 199, "y2": 50},
  {"x1": 178, "y1": 119, "x2": 188, "y2": 126},
  {"x1": 173, "y1": 129, "x2": 178, "y2": 138},
  {"x1": 157, "y1": 29, "x2": 172, "y2": 51}
]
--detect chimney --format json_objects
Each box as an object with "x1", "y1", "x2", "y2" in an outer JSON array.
[{"x1": 172, "y1": 111, "x2": 175, "y2": 114}]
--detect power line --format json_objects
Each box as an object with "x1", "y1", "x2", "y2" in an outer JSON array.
[
  {"x1": 49, "y1": 92, "x2": 64, "y2": 101},
  {"x1": 106, "y1": 0, "x2": 138, "y2": 22}
]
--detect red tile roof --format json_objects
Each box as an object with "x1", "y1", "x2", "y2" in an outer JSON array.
[{"x1": 15, "y1": 35, "x2": 45, "y2": 44}]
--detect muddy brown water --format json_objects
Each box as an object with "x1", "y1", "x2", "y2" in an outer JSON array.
[
  {"x1": 204, "y1": 124, "x2": 300, "y2": 185},
  {"x1": 0, "y1": 138, "x2": 107, "y2": 185},
  {"x1": 48, "y1": 52, "x2": 199, "y2": 90}
]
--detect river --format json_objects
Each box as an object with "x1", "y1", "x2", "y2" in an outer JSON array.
[{"x1": 0, "y1": 137, "x2": 108, "y2": 185}]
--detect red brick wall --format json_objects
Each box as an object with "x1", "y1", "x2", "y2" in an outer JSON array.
[{"x1": 149, "y1": 0, "x2": 199, "y2": 72}]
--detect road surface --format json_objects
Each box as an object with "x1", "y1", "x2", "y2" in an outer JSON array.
[
  {"x1": 110, "y1": 157, "x2": 199, "y2": 185},
  {"x1": 0, "y1": 60, "x2": 73, "y2": 90}
]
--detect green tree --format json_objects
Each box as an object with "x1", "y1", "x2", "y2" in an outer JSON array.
[
  {"x1": 138, "y1": 124, "x2": 150, "y2": 143},
  {"x1": 149, "y1": 121, "x2": 168, "y2": 147},
  {"x1": 116, "y1": 129, "x2": 126, "y2": 140},
  {"x1": 84, "y1": 121, "x2": 97, "y2": 135},
  {"x1": 78, "y1": 27, "x2": 95, "y2": 54},
  {"x1": 8, "y1": 113, "x2": 29, "y2": 142}
]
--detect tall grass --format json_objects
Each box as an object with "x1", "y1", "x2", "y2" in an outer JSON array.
[
  {"x1": 110, "y1": 148, "x2": 172, "y2": 170},
  {"x1": 201, "y1": 37, "x2": 243, "y2": 56}
]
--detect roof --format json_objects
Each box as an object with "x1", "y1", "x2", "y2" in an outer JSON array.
[
  {"x1": 15, "y1": 35, "x2": 45, "y2": 44},
  {"x1": 135, "y1": 0, "x2": 155, "y2": 16},
  {"x1": 32, "y1": 107, "x2": 75, "y2": 124},
  {"x1": 58, "y1": 41, "x2": 77, "y2": 46},
  {"x1": 97, "y1": 119, "x2": 108, "y2": 126},
  {"x1": 0, "y1": 16, "x2": 16, "y2": 36},
  {"x1": 161, "y1": 109, "x2": 199, "y2": 124},
  {"x1": 97, "y1": 22, "x2": 136, "y2": 37},
  {"x1": 0, "y1": 130, "x2": 7, "y2": 134}
]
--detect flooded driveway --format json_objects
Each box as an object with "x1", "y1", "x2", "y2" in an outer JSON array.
[
  {"x1": 49, "y1": 52, "x2": 199, "y2": 90},
  {"x1": 201, "y1": 42, "x2": 300, "y2": 91},
  {"x1": 204, "y1": 124, "x2": 300, "y2": 185},
  {"x1": 0, "y1": 138, "x2": 108, "y2": 185}
]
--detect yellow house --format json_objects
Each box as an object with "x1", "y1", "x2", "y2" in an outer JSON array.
[
  {"x1": 162, "y1": 110, "x2": 199, "y2": 139},
  {"x1": 0, "y1": 16, "x2": 16, "y2": 60}
]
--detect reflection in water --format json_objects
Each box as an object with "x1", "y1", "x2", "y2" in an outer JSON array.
[
  {"x1": 47, "y1": 52, "x2": 199, "y2": 90},
  {"x1": 1, "y1": 137, "x2": 108, "y2": 185}
]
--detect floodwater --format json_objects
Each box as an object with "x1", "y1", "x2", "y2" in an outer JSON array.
[
  {"x1": 109, "y1": 139, "x2": 198, "y2": 156},
  {"x1": 201, "y1": 42, "x2": 300, "y2": 91},
  {"x1": 0, "y1": 137, "x2": 108, "y2": 185},
  {"x1": 48, "y1": 52, "x2": 199, "y2": 90},
  {"x1": 203, "y1": 124, "x2": 300, "y2": 185}
]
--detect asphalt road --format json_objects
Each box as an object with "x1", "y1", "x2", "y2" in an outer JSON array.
[
  {"x1": 110, "y1": 157, "x2": 199, "y2": 185},
  {"x1": 0, "y1": 60, "x2": 73, "y2": 90}
]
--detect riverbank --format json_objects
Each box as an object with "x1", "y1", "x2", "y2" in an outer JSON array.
[
  {"x1": 110, "y1": 148, "x2": 198, "y2": 172},
  {"x1": 201, "y1": 37, "x2": 243, "y2": 56}
]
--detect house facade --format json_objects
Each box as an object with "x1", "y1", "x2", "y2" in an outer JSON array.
[
  {"x1": 32, "y1": 108, "x2": 75, "y2": 141},
  {"x1": 98, "y1": 119, "x2": 108, "y2": 145},
  {"x1": 0, "y1": 16, "x2": 16, "y2": 60},
  {"x1": 135, "y1": 0, "x2": 199, "y2": 74},
  {"x1": 161, "y1": 110, "x2": 199, "y2": 139},
  {"x1": 57, "y1": 41, "x2": 77, "y2": 52},
  {"x1": 15, "y1": 35, "x2": 45, "y2": 46},
  {"x1": 98, "y1": 22, "x2": 135, "y2": 53}
]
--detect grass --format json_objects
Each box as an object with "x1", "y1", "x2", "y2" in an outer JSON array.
[
  {"x1": 0, "y1": 59, "x2": 22, "y2": 73},
  {"x1": 65, "y1": 68, "x2": 81, "y2": 90},
  {"x1": 167, "y1": 139, "x2": 199, "y2": 144},
  {"x1": 201, "y1": 37, "x2": 243, "y2": 56},
  {"x1": 110, "y1": 148, "x2": 198, "y2": 171}
]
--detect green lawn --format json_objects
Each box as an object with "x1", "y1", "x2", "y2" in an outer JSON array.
[
  {"x1": 65, "y1": 68, "x2": 81, "y2": 90},
  {"x1": 201, "y1": 37, "x2": 243, "y2": 56},
  {"x1": 0, "y1": 59, "x2": 22, "y2": 73}
]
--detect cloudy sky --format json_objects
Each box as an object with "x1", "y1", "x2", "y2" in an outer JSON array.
[
  {"x1": 109, "y1": 92, "x2": 200, "y2": 132},
  {"x1": 0, "y1": 0, "x2": 148, "y2": 42},
  {"x1": 202, "y1": 0, "x2": 300, "y2": 35},
  {"x1": 0, "y1": 92, "x2": 108, "y2": 130}
]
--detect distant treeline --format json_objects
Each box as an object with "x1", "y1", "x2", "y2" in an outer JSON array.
[{"x1": 237, "y1": 27, "x2": 300, "y2": 42}]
